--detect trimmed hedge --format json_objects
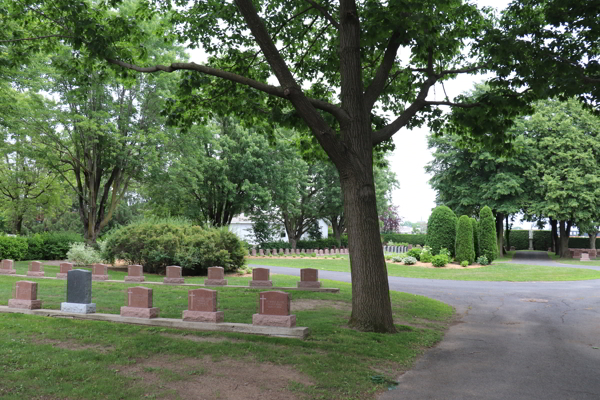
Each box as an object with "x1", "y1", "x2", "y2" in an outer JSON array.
[
  {"x1": 26, "y1": 232, "x2": 84, "y2": 260},
  {"x1": 505, "y1": 230, "x2": 554, "y2": 251},
  {"x1": 259, "y1": 236, "x2": 349, "y2": 250},
  {"x1": 479, "y1": 206, "x2": 497, "y2": 262},
  {"x1": 567, "y1": 236, "x2": 600, "y2": 249},
  {"x1": 104, "y1": 221, "x2": 246, "y2": 274},
  {"x1": 381, "y1": 233, "x2": 427, "y2": 246},
  {"x1": 426, "y1": 205, "x2": 458, "y2": 256},
  {"x1": 455, "y1": 215, "x2": 475, "y2": 264},
  {"x1": 0, "y1": 236, "x2": 28, "y2": 260}
]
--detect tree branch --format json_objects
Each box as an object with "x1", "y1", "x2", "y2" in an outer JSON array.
[
  {"x1": 423, "y1": 100, "x2": 481, "y2": 108},
  {"x1": 106, "y1": 58, "x2": 349, "y2": 124},
  {"x1": 363, "y1": 32, "x2": 401, "y2": 112},
  {"x1": 0, "y1": 34, "x2": 74, "y2": 43},
  {"x1": 304, "y1": 0, "x2": 340, "y2": 30}
]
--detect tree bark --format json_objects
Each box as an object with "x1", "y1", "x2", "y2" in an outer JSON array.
[
  {"x1": 550, "y1": 217, "x2": 558, "y2": 253},
  {"x1": 558, "y1": 220, "x2": 572, "y2": 257},
  {"x1": 589, "y1": 230, "x2": 597, "y2": 250},
  {"x1": 505, "y1": 214, "x2": 511, "y2": 250},
  {"x1": 329, "y1": 215, "x2": 346, "y2": 247},
  {"x1": 495, "y1": 212, "x2": 504, "y2": 256}
]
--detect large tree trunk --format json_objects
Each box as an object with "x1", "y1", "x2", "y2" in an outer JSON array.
[
  {"x1": 495, "y1": 212, "x2": 504, "y2": 257},
  {"x1": 505, "y1": 214, "x2": 511, "y2": 250},
  {"x1": 589, "y1": 231, "x2": 597, "y2": 250},
  {"x1": 340, "y1": 164, "x2": 395, "y2": 333},
  {"x1": 550, "y1": 217, "x2": 558, "y2": 253},
  {"x1": 558, "y1": 220, "x2": 572, "y2": 257}
]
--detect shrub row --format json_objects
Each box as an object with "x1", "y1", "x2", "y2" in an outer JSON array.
[
  {"x1": 103, "y1": 221, "x2": 246, "y2": 275},
  {"x1": 259, "y1": 236, "x2": 349, "y2": 249},
  {"x1": 0, "y1": 232, "x2": 84, "y2": 261},
  {"x1": 381, "y1": 233, "x2": 427, "y2": 246}
]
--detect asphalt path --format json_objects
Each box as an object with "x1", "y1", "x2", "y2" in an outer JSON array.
[{"x1": 250, "y1": 251, "x2": 600, "y2": 399}]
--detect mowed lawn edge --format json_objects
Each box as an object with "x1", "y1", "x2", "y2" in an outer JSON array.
[
  {"x1": 0, "y1": 271, "x2": 454, "y2": 400},
  {"x1": 248, "y1": 258, "x2": 600, "y2": 281}
]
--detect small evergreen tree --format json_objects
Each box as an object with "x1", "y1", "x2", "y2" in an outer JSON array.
[
  {"x1": 470, "y1": 217, "x2": 480, "y2": 258},
  {"x1": 456, "y1": 215, "x2": 475, "y2": 264},
  {"x1": 426, "y1": 205, "x2": 458, "y2": 256},
  {"x1": 479, "y1": 206, "x2": 498, "y2": 262}
]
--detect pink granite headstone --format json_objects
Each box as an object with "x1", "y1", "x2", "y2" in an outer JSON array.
[
  {"x1": 0, "y1": 259, "x2": 16, "y2": 275},
  {"x1": 164, "y1": 265, "x2": 185, "y2": 284},
  {"x1": 204, "y1": 266, "x2": 227, "y2": 286},
  {"x1": 182, "y1": 289, "x2": 224, "y2": 323},
  {"x1": 298, "y1": 268, "x2": 321, "y2": 288},
  {"x1": 279, "y1": 248, "x2": 284, "y2": 255},
  {"x1": 259, "y1": 249, "x2": 264, "y2": 256},
  {"x1": 249, "y1": 267, "x2": 273, "y2": 287},
  {"x1": 251, "y1": 248, "x2": 257, "y2": 256},
  {"x1": 8, "y1": 281, "x2": 42, "y2": 309},
  {"x1": 92, "y1": 263, "x2": 109, "y2": 281},
  {"x1": 124, "y1": 265, "x2": 145, "y2": 282},
  {"x1": 581, "y1": 253, "x2": 591, "y2": 261},
  {"x1": 27, "y1": 261, "x2": 45, "y2": 277},
  {"x1": 252, "y1": 291, "x2": 296, "y2": 327},
  {"x1": 56, "y1": 262, "x2": 72, "y2": 279},
  {"x1": 285, "y1": 248, "x2": 290, "y2": 255},
  {"x1": 120, "y1": 286, "x2": 159, "y2": 318}
]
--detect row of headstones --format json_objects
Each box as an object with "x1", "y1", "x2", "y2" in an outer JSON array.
[
  {"x1": 6, "y1": 270, "x2": 297, "y2": 328},
  {"x1": 382, "y1": 245, "x2": 412, "y2": 253},
  {"x1": 566, "y1": 248, "x2": 597, "y2": 260},
  {"x1": 251, "y1": 248, "x2": 348, "y2": 256},
  {"x1": 0, "y1": 260, "x2": 322, "y2": 289}
]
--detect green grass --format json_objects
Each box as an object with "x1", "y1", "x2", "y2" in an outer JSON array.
[
  {"x1": 249, "y1": 258, "x2": 600, "y2": 281},
  {"x1": 0, "y1": 274, "x2": 453, "y2": 400},
  {"x1": 548, "y1": 252, "x2": 600, "y2": 266}
]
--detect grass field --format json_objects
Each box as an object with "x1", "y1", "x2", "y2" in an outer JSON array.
[
  {"x1": 548, "y1": 252, "x2": 600, "y2": 266},
  {"x1": 249, "y1": 258, "x2": 600, "y2": 281},
  {"x1": 0, "y1": 273, "x2": 453, "y2": 400}
]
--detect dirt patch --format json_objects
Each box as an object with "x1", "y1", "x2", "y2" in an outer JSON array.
[
  {"x1": 120, "y1": 354, "x2": 314, "y2": 400},
  {"x1": 390, "y1": 260, "x2": 485, "y2": 269},
  {"x1": 291, "y1": 299, "x2": 351, "y2": 312},
  {"x1": 32, "y1": 338, "x2": 114, "y2": 353}
]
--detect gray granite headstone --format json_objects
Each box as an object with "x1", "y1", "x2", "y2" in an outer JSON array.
[{"x1": 61, "y1": 269, "x2": 96, "y2": 314}]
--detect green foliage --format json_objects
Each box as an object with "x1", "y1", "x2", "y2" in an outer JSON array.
[
  {"x1": 568, "y1": 237, "x2": 600, "y2": 249},
  {"x1": 402, "y1": 256, "x2": 417, "y2": 265},
  {"x1": 479, "y1": 206, "x2": 498, "y2": 262},
  {"x1": 66, "y1": 243, "x2": 103, "y2": 267},
  {"x1": 420, "y1": 252, "x2": 433, "y2": 263},
  {"x1": 431, "y1": 255, "x2": 449, "y2": 268},
  {"x1": 438, "y1": 248, "x2": 451, "y2": 258},
  {"x1": 0, "y1": 236, "x2": 28, "y2": 260},
  {"x1": 470, "y1": 218, "x2": 480, "y2": 258},
  {"x1": 381, "y1": 233, "x2": 426, "y2": 246},
  {"x1": 25, "y1": 232, "x2": 84, "y2": 260},
  {"x1": 260, "y1": 237, "x2": 348, "y2": 250},
  {"x1": 476, "y1": 255, "x2": 489, "y2": 265},
  {"x1": 460, "y1": 260, "x2": 469, "y2": 267},
  {"x1": 426, "y1": 206, "x2": 458, "y2": 256},
  {"x1": 506, "y1": 230, "x2": 553, "y2": 251},
  {"x1": 455, "y1": 215, "x2": 475, "y2": 264},
  {"x1": 405, "y1": 248, "x2": 422, "y2": 261},
  {"x1": 506, "y1": 230, "x2": 529, "y2": 250},
  {"x1": 103, "y1": 220, "x2": 246, "y2": 274}
]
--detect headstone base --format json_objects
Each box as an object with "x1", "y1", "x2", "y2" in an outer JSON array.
[
  {"x1": 61, "y1": 302, "x2": 96, "y2": 314},
  {"x1": 92, "y1": 275, "x2": 110, "y2": 281},
  {"x1": 249, "y1": 281, "x2": 273, "y2": 287},
  {"x1": 120, "y1": 306, "x2": 159, "y2": 318},
  {"x1": 205, "y1": 279, "x2": 228, "y2": 286},
  {"x1": 0, "y1": 269, "x2": 16, "y2": 275},
  {"x1": 124, "y1": 276, "x2": 145, "y2": 282},
  {"x1": 163, "y1": 278, "x2": 185, "y2": 284},
  {"x1": 56, "y1": 273, "x2": 68, "y2": 279},
  {"x1": 27, "y1": 271, "x2": 45, "y2": 277},
  {"x1": 183, "y1": 310, "x2": 224, "y2": 323},
  {"x1": 297, "y1": 281, "x2": 322, "y2": 288},
  {"x1": 580, "y1": 254, "x2": 591, "y2": 261},
  {"x1": 252, "y1": 314, "x2": 296, "y2": 328},
  {"x1": 8, "y1": 299, "x2": 42, "y2": 310}
]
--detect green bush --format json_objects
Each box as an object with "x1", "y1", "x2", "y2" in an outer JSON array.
[
  {"x1": 66, "y1": 243, "x2": 103, "y2": 267},
  {"x1": 568, "y1": 236, "x2": 600, "y2": 248},
  {"x1": 460, "y1": 260, "x2": 469, "y2": 267},
  {"x1": 381, "y1": 233, "x2": 427, "y2": 246},
  {"x1": 455, "y1": 215, "x2": 475, "y2": 264},
  {"x1": 533, "y1": 230, "x2": 553, "y2": 250},
  {"x1": 0, "y1": 236, "x2": 28, "y2": 260},
  {"x1": 426, "y1": 205, "x2": 458, "y2": 256},
  {"x1": 103, "y1": 220, "x2": 246, "y2": 274},
  {"x1": 259, "y1": 236, "x2": 349, "y2": 250},
  {"x1": 506, "y1": 230, "x2": 529, "y2": 250},
  {"x1": 470, "y1": 218, "x2": 480, "y2": 258},
  {"x1": 431, "y1": 254, "x2": 448, "y2": 267},
  {"x1": 420, "y1": 252, "x2": 433, "y2": 263},
  {"x1": 25, "y1": 232, "x2": 84, "y2": 260},
  {"x1": 406, "y1": 248, "x2": 422, "y2": 261},
  {"x1": 402, "y1": 256, "x2": 417, "y2": 265},
  {"x1": 479, "y1": 206, "x2": 497, "y2": 262},
  {"x1": 476, "y1": 255, "x2": 489, "y2": 265}
]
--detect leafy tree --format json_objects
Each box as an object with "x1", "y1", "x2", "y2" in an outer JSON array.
[
  {"x1": 455, "y1": 215, "x2": 475, "y2": 264},
  {"x1": 577, "y1": 221, "x2": 599, "y2": 251},
  {"x1": 470, "y1": 217, "x2": 480, "y2": 258},
  {"x1": 379, "y1": 205, "x2": 402, "y2": 234},
  {"x1": 4, "y1": 0, "x2": 578, "y2": 332},
  {"x1": 426, "y1": 205, "x2": 457, "y2": 256},
  {"x1": 479, "y1": 206, "x2": 497, "y2": 262}
]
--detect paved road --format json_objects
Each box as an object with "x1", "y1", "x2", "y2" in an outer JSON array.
[{"x1": 250, "y1": 251, "x2": 600, "y2": 399}]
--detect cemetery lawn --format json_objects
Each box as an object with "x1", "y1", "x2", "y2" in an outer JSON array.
[
  {"x1": 250, "y1": 259, "x2": 600, "y2": 281},
  {"x1": 494, "y1": 250, "x2": 516, "y2": 261},
  {"x1": 0, "y1": 273, "x2": 453, "y2": 400},
  {"x1": 548, "y1": 252, "x2": 600, "y2": 266}
]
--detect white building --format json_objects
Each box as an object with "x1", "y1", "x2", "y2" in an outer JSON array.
[{"x1": 228, "y1": 214, "x2": 328, "y2": 244}]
